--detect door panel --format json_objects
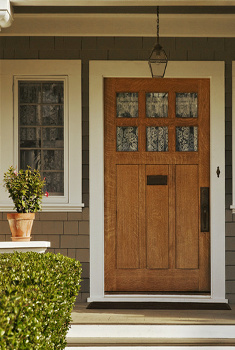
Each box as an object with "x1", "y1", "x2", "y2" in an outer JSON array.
[
  {"x1": 104, "y1": 78, "x2": 210, "y2": 293},
  {"x1": 117, "y1": 165, "x2": 139, "y2": 269},
  {"x1": 146, "y1": 165, "x2": 169, "y2": 269},
  {"x1": 175, "y1": 165, "x2": 199, "y2": 269}
]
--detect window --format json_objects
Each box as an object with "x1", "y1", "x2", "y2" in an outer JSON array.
[
  {"x1": 0, "y1": 60, "x2": 83, "y2": 212},
  {"x1": 18, "y1": 80, "x2": 65, "y2": 196}
]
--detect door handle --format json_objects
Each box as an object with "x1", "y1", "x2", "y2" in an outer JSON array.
[{"x1": 201, "y1": 187, "x2": 209, "y2": 232}]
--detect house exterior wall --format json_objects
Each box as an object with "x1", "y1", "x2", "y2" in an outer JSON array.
[{"x1": 0, "y1": 36, "x2": 234, "y2": 303}]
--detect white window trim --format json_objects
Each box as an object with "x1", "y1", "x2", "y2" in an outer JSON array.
[
  {"x1": 89, "y1": 60, "x2": 226, "y2": 303},
  {"x1": 230, "y1": 62, "x2": 235, "y2": 213},
  {"x1": 0, "y1": 60, "x2": 84, "y2": 212}
]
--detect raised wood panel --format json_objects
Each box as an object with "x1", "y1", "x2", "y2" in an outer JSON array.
[
  {"x1": 176, "y1": 165, "x2": 199, "y2": 269},
  {"x1": 146, "y1": 165, "x2": 169, "y2": 269},
  {"x1": 116, "y1": 165, "x2": 139, "y2": 269},
  {"x1": 113, "y1": 269, "x2": 199, "y2": 292}
]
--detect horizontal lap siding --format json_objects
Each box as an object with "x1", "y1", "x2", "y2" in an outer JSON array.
[{"x1": 0, "y1": 36, "x2": 234, "y2": 302}]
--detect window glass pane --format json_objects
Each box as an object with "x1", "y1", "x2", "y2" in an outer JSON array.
[
  {"x1": 42, "y1": 82, "x2": 64, "y2": 103},
  {"x1": 43, "y1": 172, "x2": 64, "y2": 195},
  {"x1": 43, "y1": 150, "x2": 64, "y2": 170},
  {"x1": 19, "y1": 83, "x2": 41, "y2": 103},
  {"x1": 42, "y1": 106, "x2": 64, "y2": 126},
  {"x1": 19, "y1": 81, "x2": 64, "y2": 196},
  {"x1": 176, "y1": 93, "x2": 198, "y2": 118},
  {"x1": 116, "y1": 126, "x2": 138, "y2": 151},
  {"x1": 116, "y1": 93, "x2": 138, "y2": 118},
  {"x1": 146, "y1": 127, "x2": 168, "y2": 152},
  {"x1": 42, "y1": 128, "x2": 63, "y2": 148},
  {"x1": 176, "y1": 126, "x2": 198, "y2": 151},
  {"x1": 19, "y1": 105, "x2": 40, "y2": 126},
  {"x1": 146, "y1": 93, "x2": 168, "y2": 118},
  {"x1": 20, "y1": 150, "x2": 41, "y2": 170},
  {"x1": 20, "y1": 127, "x2": 41, "y2": 148}
]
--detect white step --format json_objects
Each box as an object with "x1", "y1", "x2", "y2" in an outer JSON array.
[{"x1": 66, "y1": 324, "x2": 235, "y2": 349}]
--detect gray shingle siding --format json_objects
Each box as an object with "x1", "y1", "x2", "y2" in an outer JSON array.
[{"x1": 0, "y1": 36, "x2": 234, "y2": 303}]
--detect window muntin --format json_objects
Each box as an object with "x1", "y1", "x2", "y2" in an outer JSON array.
[{"x1": 18, "y1": 81, "x2": 64, "y2": 196}]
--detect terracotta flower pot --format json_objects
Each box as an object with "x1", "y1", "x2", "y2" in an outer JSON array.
[{"x1": 7, "y1": 213, "x2": 35, "y2": 242}]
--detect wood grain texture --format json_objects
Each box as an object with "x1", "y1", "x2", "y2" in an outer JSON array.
[
  {"x1": 146, "y1": 165, "x2": 169, "y2": 269},
  {"x1": 116, "y1": 165, "x2": 139, "y2": 269},
  {"x1": 175, "y1": 165, "x2": 199, "y2": 269},
  {"x1": 104, "y1": 77, "x2": 210, "y2": 293}
]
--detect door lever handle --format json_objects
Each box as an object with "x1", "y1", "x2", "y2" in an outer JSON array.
[{"x1": 201, "y1": 187, "x2": 209, "y2": 232}]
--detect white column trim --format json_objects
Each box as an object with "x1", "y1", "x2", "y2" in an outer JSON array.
[
  {"x1": 89, "y1": 60, "x2": 226, "y2": 303},
  {"x1": 0, "y1": 0, "x2": 13, "y2": 29},
  {"x1": 1, "y1": 13, "x2": 235, "y2": 37},
  {"x1": 230, "y1": 62, "x2": 235, "y2": 214}
]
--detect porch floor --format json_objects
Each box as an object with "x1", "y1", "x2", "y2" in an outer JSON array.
[
  {"x1": 67, "y1": 304, "x2": 235, "y2": 348},
  {"x1": 71, "y1": 303, "x2": 235, "y2": 325}
]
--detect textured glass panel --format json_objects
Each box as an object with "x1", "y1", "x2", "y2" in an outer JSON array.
[
  {"x1": 20, "y1": 150, "x2": 41, "y2": 170},
  {"x1": 116, "y1": 93, "x2": 138, "y2": 118},
  {"x1": 19, "y1": 83, "x2": 41, "y2": 103},
  {"x1": 146, "y1": 127, "x2": 168, "y2": 152},
  {"x1": 43, "y1": 150, "x2": 64, "y2": 170},
  {"x1": 20, "y1": 127, "x2": 41, "y2": 148},
  {"x1": 42, "y1": 105, "x2": 64, "y2": 126},
  {"x1": 43, "y1": 172, "x2": 64, "y2": 195},
  {"x1": 176, "y1": 126, "x2": 198, "y2": 152},
  {"x1": 42, "y1": 128, "x2": 64, "y2": 148},
  {"x1": 176, "y1": 93, "x2": 198, "y2": 118},
  {"x1": 116, "y1": 126, "x2": 138, "y2": 152},
  {"x1": 19, "y1": 105, "x2": 40, "y2": 126},
  {"x1": 146, "y1": 93, "x2": 168, "y2": 118},
  {"x1": 42, "y1": 82, "x2": 64, "y2": 103}
]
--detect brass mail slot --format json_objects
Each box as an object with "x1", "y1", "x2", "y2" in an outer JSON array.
[{"x1": 147, "y1": 175, "x2": 167, "y2": 185}]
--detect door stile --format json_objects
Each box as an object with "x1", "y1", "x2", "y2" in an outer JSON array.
[
  {"x1": 169, "y1": 164, "x2": 176, "y2": 270},
  {"x1": 198, "y1": 79, "x2": 210, "y2": 291},
  {"x1": 139, "y1": 164, "x2": 146, "y2": 269}
]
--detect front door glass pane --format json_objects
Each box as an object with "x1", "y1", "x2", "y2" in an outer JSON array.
[
  {"x1": 176, "y1": 126, "x2": 198, "y2": 151},
  {"x1": 116, "y1": 126, "x2": 138, "y2": 151},
  {"x1": 146, "y1": 127, "x2": 168, "y2": 151},
  {"x1": 146, "y1": 93, "x2": 168, "y2": 118},
  {"x1": 176, "y1": 93, "x2": 198, "y2": 118},
  {"x1": 116, "y1": 93, "x2": 138, "y2": 118}
]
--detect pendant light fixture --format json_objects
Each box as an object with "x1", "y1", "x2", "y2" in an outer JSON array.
[{"x1": 148, "y1": 6, "x2": 168, "y2": 78}]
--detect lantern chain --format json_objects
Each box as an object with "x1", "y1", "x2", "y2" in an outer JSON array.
[{"x1": 157, "y1": 6, "x2": 159, "y2": 44}]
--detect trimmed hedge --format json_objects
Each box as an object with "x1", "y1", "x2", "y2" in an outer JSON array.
[{"x1": 0, "y1": 252, "x2": 82, "y2": 350}]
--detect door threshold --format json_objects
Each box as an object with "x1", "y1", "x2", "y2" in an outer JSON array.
[
  {"x1": 87, "y1": 301, "x2": 230, "y2": 310},
  {"x1": 87, "y1": 295, "x2": 228, "y2": 304}
]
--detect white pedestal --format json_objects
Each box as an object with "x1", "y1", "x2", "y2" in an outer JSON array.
[{"x1": 0, "y1": 241, "x2": 51, "y2": 253}]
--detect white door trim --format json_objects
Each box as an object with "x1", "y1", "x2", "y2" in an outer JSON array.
[{"x1": 89, "y1": 60, "x2": 226, "y2": 303}]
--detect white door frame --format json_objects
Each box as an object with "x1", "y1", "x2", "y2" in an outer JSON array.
[{"x1": 89, "y1": 60, "x2": 226, "y2": 303}]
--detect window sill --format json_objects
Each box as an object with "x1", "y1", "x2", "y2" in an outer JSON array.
[
  {"x1": 0, "y1": 203, "x2": 84, "y2": 213},
  {"x1": 230, "y1": 205, "x2": 235, "y2": 214}
]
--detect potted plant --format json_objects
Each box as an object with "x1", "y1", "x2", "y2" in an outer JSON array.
[{"x1": 3, "y1": 165, "x2": 48, "y2": 242}]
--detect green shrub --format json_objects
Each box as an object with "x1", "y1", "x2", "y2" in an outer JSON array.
[
  {"x1": 3, "y1": 166, "x2": 46, "y2": 213},
  {"x1": 0, "y1": 252, "x2": 82, "y2": 350}
]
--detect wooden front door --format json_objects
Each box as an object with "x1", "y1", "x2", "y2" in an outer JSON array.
[{"x1": 104, "y1": 78, "x2": 210, "y2": 293}]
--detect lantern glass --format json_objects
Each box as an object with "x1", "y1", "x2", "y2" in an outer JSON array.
[{"x1": 148, "y1": 43, "x2": 168, "y2": 78}]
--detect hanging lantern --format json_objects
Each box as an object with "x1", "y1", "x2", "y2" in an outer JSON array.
[{"x1": 148, "y1": 7, "x2": 168, "y2": 78}]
